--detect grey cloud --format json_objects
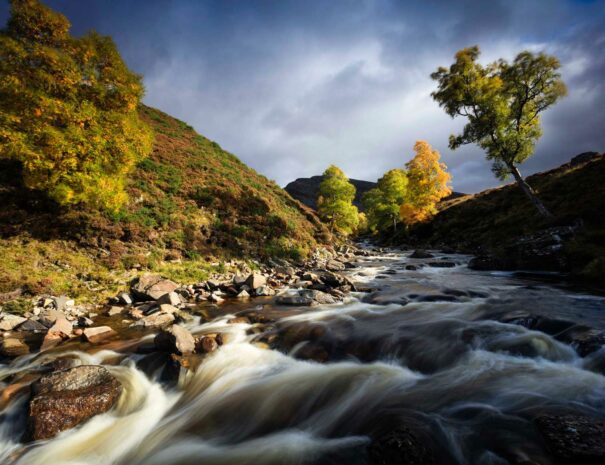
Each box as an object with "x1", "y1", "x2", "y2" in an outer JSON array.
[{"x1": 1, "y1": 0, "x2": 604, "y2": 193}]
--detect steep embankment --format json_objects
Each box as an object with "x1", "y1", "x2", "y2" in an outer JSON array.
[
  {"x1": 0, "y1": 106, "x2": 329, "y2": 300},
  {"x1": 409, "y1": 152, "x2": 605, "y2": 285},
  {"x1": 285, "y1": 176, "x2": 376, "y2": 210}
]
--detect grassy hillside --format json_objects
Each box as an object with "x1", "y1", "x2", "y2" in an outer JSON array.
[
  {"x1": 408, "y1": 153, "x2": 605, "y2": 285},
  {"x1": 0, "y1": 106, "x2": 330, "y2": 301}
]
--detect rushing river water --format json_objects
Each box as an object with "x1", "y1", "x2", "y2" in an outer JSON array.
[{"x1": 1, "y1": 249, "x2": 605, "y2": 465}]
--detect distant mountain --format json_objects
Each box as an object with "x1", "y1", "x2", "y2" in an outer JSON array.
[{"x1": 285, "y1": 176, "x2": 377, "y2": 210}]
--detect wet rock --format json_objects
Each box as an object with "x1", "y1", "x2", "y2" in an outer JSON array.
[
  {"x1": 0, "y1": 314, "x2": 27, "y2": 331},
  {"x1": 208, "y1": 293, "x2": 225, "y2": 303},
  {"x1": 468, "y1": 255, "x2": 507, "y2": 271},
  {"x1": 25, "y1": 365, "x2": 122, "y2": 441},
  {"x1": 246, "y1": 273, "x2": 267, "y2": 290},
  {"x1": 535, "y1": 414, "x2": 605, "y2": 463},
  {"x1": 83, "y1": 326, "x2": 117, "y2": 343},
  {"x1": 276, "y1": 289, "x2": 334, "y2": 307},
  {"x1": 157, "y1": 291, "x2": 181, "y2": 307},
  {"x1": 410, "y1": 250, "x2": 434, "y2": 259},
  {"x1": 255, "y1": 286, "x2": 275, "y2": 296},
  {"x1": 427, "y1": 261, "x2": 456, "y2": 268},
  {"x1": 368, "y1": 426, "x2": 435, "y2": 465},
  {"x1": 0, "y1": 338, "x2": 29, "y2": 357},
  {"x1": 158, "y1": 304, "x2": 178, "y2": 314},
  {"x1": 227, "y1": 316, "x2": 250, "y2": 324},
  {"x1": 195, "y1": 335, "x2": 219, "y2": 353},
  {"x1": 130, "y1": 312, "x2": 175, "y2": 329},
  {"x1": 155, "y1": 324, "x2": 195, "y2": 355},
  {"x1": 107, "y1": 306, "x2": 125, "y2": 316},
  {"x1": 37, "y1": 309, "x2": 64, "y2": 328},
  {"x1": 131, "y1": 274, "x2": 179, "y2": 301},
  {"x1": 405, "y1": 265, "x2": 418, "y2": 271}
]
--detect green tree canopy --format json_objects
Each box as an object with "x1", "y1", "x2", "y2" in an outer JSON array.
[
  {"x1": 363, "y1": 168, "x2": 408, "y2": 233},
  {"x1": 317, "y1": 165, "x2": 359, "y2": 235},
  {"x1": 431, "y1": 46, "x2": 566, "y2": 217},
  {"x1": 0, "y1": 0, "x2": 153, "y2": 211}
]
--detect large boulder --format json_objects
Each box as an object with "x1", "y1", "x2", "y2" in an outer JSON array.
[
  {"x1": 246, "y1": 273, "x2": 267, "y2": 290},
  {"x1": 131, "y1": 274, "x2": 179, "y2": 301},
  {"x1": 276, "y1": 290, "x2": 337, "y2": 307},
  {"x1": 25, "y1": 365, "x2": 122, "y2": 441},
  {"x1": 155, "y1": 324, "x2": 195, "y2": 355},
  {"x1": 410, "y1": 250, "x2": 434, "y2": 259}
]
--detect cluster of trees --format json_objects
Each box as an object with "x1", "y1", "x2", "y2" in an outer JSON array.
[
  {"x1": 317, "y1": 45, "x2": 566, "y2": 235},
  {"x1": 316, "y1": 140, "x2": 451, "y2": 236},
  {"x1": 0, "y1": 0, "x2": 153, "y2": 211},
  {"x1": 363, "y1": 140, "x2": 451, "y2": 233}
]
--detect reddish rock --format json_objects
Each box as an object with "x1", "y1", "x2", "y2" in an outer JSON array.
[
  {"x1": 196, "y1": 335, "x2": 218, "y2": 353},
  {"x1": 25, "y1": 365, "x2": 122, "y2": 441},
  {"x1": 0, "y1": 338, "x2": 29, "y2": 357}
]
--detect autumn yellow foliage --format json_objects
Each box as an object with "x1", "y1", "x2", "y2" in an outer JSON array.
[
  {"x1": 399, "y1": 141, "x2": 451, "y2": 224},
  {"x1": 0, "y1": 0, "x2": 153, "y2": 211}
]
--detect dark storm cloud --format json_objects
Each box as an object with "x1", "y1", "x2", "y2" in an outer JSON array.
[{"x1": 1, "y1": 0, "x2": 604, "y2": 192}]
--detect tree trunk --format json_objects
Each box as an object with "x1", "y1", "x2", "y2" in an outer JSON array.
[
  {"x1": 508, "y1": 163, "x2": 553, "y2": 218},
  {"x1": 393, "y1": 217, "x2": 397, "y2": 233}
]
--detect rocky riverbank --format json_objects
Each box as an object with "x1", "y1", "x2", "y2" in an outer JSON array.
[
  {"x1": 2, "y1": 245, "x2": 605, "y2": 465},
  {"x1": 0, "y1": 243, "x2": 375, "y2": 442}
]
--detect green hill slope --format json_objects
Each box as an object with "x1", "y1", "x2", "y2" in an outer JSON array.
[
  {"x1": 0, "y1": 106, "x2": 329, "y2": 301},
  {"x1": 408, "y1": 152, "x2": 605, "y2": 285}
]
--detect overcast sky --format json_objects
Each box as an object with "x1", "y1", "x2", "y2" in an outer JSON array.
[{"x1": 1, "y1": 0, "x2": 604, "y2": 192}]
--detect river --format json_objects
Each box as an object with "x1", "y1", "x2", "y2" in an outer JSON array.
[{"x1": 1, "y1": 248, "x2": 605, "y2": 464}]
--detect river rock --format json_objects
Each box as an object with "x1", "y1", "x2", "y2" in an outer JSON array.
[
  {"x1": 155, "y1": 324, "x2": 195, "y2": 355},
  {"x1": 535, "y1": 414, "x2": 605, "y2": 463},
  {"x1": 130, "y1": 312, "x2": 175, "y2": 328},
  {"x1": 131, "y1": 274, "x2": 179, "y2": 301},
  {"x1": 255, "y1": 286, "x2": 275, "y2": 296},
  {"x1": 368, "y1": 426, "x2": 435, "y2": 465},
  {"x1": 107, "y1": 306, "x2": 125, "y2": 316},
  {"x1": 0, "y1": 338, "x2": 29, "y2": 357},
  {"x1": 326, "y1": 260, "x2": 346, "y2": 271},
  {"x1": 237, "y1": 289, "x2": 250, "y2": 298},
  {"x1": 83, "y1": 326, "x2": 117, "y2": 343},
  {"x1": 196, "y1": 335, "x2": 219, "y2": 353},
  {"x1": 410, "y1": 250, "x2": 434, "y2": 259},
  {"x1": 0, "y1": 314, "x2": 27, "y2": 331},
  {"x1": 25, "y1": 365, "x2": 122, "y2": 441},
  {"x1": 157, "y1": 291, "x2": 181, "y2": 307},
  {"x1": 246, "y1": 273, "x2": 267, "y2": 289},
  {"x1": 276, "y1": 290, "x2": 336, "y2": 307},
  {"x1": 16, "y1": 319, "x2": 48, "y2": 332},
  {"x1": 427, "y1": 261, "x2": 456, "y2": 268}
]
